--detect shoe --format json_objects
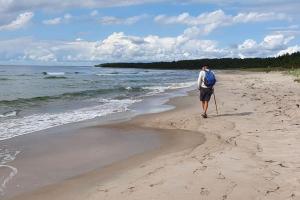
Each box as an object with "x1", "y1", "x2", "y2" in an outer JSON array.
[{"x1": 201, "y1": 113, "x2": 207, "y2": 118}]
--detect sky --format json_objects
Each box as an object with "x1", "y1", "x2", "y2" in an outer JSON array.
[{"x1": 0, "y1": 0, "x2": 300, "y2": 66}]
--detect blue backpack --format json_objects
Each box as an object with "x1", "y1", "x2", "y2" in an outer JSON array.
[{"x1": 204, "y1": 70, "x2": 216, "y2": 88}]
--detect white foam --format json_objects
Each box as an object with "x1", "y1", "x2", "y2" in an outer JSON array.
[
  {"x1": 0, "y1": 99, "x2": 140, "y2": 141},
  {"x1": 45, "y1": 72, "x2": 65, "y2": 76},
  {"x1": 0, "y1": 149, "x2": 20, "y2": 196},
  {"x1": 96, "y1": 73, "x2": 118, "y2": 76},
  {"x1": 0, "y1": 111, "x2": 18, "y2": 118},
  {"x1": 143, "y1": 81, "x2": 196, "y2": 95}
]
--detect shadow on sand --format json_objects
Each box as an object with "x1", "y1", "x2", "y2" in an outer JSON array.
[{"x1": 211, "y1": 112, "x2": 253, "y2": 117}]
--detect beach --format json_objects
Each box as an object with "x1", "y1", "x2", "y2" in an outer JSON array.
[{"x1": 4, "y1": 70, "x2": 300, "y2": 200}]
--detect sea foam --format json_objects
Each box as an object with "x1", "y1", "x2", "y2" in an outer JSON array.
[{"x1": 0, "y1": 99, "x2": 139, "y2": 141}]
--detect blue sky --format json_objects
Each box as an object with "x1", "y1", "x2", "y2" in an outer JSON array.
[{"x1": 0, "y1": 0, "x2": 300, "y2": 65}]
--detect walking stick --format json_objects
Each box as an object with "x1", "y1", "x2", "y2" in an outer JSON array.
[{"x1": 213, "y1": 90, "x2": 219, "y2": 115}]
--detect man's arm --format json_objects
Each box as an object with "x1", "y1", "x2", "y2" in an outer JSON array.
[{"x1": 197, "y1": 71, "x2": 203, "y2": 89}]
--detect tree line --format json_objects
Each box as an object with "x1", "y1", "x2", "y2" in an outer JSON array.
[{"x1": 95, "y1": 52, "x2": 300, "y2": 70}]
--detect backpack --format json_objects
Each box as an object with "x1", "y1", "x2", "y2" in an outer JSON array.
[{"x1": 204, "y1": 70, "x2": 216, "y2": 88}]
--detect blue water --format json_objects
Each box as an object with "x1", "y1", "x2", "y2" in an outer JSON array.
[{"x1": 0, "y1": 65, "x2": 198, "y2": 140}]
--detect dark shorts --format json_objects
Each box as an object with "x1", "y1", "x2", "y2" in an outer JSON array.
[{"x1": 200, "y1": 87, "x2": 213, "y2": 101}]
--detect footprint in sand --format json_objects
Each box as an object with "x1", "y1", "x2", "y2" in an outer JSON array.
[
  {"x1": 256, "y1": 144, "x2": 263, "y2": 152},
  {"x1": 217, "y1": 172, "x2": 226, "y2": 180},
  {"x1": 120, "y1": 186, "x2": 136, "y2": 194},
  {"x1": 149, "y1": 180, "x2": 164, "y2": 188},
  {"x1": 200, "y1": 187, "x2": 210, "y2": 196},
  {"x1": 193, "y1": 165, "x2": 207, "y2": 174}
]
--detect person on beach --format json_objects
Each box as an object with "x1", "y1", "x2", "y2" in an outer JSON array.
[{"x1": 197, "y1": 65, "x2": 216, "y2": 118}]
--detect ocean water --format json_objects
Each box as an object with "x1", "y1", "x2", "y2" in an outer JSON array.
[{"x1": 0, "y1": 65, "x2": 198, "y2": 141}]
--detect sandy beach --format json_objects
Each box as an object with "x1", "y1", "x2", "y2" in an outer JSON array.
[{"x1": 7, "y1": 70, "x2": 300, "y2": 200}]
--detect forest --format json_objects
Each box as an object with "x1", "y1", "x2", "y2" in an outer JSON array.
[{"x1": 96, "y1": 52, "x2": 300, "y2": 70}]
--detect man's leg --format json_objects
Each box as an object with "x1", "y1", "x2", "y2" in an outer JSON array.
[
  {"x1": 203, "y1": 101, "x2": 209, "y2": 114},
  {"x1": 201, "y1": 101, "x2": 205, "y2": 111}
]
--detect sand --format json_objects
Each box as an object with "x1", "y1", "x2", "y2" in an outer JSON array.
[{"x1": 9, "y1": 70, "x2": 300, "y2": 200}]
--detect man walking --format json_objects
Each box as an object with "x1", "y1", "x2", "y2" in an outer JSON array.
[{"x1": 197, "y1": 65, "x2": 216, "y2": 118}]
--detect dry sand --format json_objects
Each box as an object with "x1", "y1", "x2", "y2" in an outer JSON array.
[{"x1": 10, "y1": 71, "x2": 300, "y2": 200}]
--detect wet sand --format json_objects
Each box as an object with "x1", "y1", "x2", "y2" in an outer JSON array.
[{"x1": 1, "y1": 96, "x2": 205, "y2": 200}]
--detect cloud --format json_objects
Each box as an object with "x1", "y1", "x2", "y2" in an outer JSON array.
[
  {"x1": 0, "y1": 0, "x2": 163, "y2": 13},
  {"x1": 261, "y1": 34, "x2": 294, "y2": 50},
  {"x1": 238, "y1": 34, "x2": 295, "y2": 57},
  {"x1": 155, "y1": 10, "x2": 290, "y2": 34},
  {"x1": 0, "y1": 30, "x2": 297, "y2": 64},
  {"x1": 232, "y1": 12, "x2": 290, "y2": 23},
  {"x1": 277, "y1": 45, "x2": 300, "y2": 56},
  {"x1": 90, "y1": 10, "x2": 99, "y2": 17},
  {"x1": 42, "y1": 13, "x2": 72, "y2": 25},
  {"x1": 43, "y1": 17, "x2": 61, "y2": 25},
  {"x1": 0, "y1": 12, "x2": 34, "y2": 31},
  {"x1": 0, "y1": 30, "x2": 226, "y2": 64},
  {"x1": 99, "y1": 15, "x2": 148, "y2": 25}
]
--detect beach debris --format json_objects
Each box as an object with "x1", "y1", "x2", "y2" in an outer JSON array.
[
  {"x1": 149, "y1": 180, "x2": 163, "y2": 187},
  {"x1": 265, "y1": 160, "x2": 276, "y2": 163},
  {"x1": 97, "y1": 188, "x2": 109, "y2": 193},
  {"x1": 265, "y1": 186, "x2": 280, "y2": 195},
  {"x1": 278, "y1": 163, "x2": 288, "y2": 168},
  {"x1": 271, "y1": 170, "x2": 280, "y2": 176},
  {"x1": 296, "y1": 104, "x2": 299, "y2": 108},
  {"x1": 264, "y1": 177, "x2": 274, "y2": 181},
  {"x1": 128, "y1": 186, "x2": 135, "y2": 192}
]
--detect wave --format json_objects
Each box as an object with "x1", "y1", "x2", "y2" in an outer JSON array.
[
  {"x1": 143, "y1": 81, "x2": 196, "y2": 95},
  {"x1": 44, "y1": 76, "x2": 67, "y2": 79},
  {"x1": 0, "y1": 78, "x2": 10, "y2": 81},
  {"x1": 0, "y1": 98, "x2": 140, "y2": 141},
  {"x1": 42, "y1": 72, "x2": 65, "y2": 76},
  {"x1": 0, "y1": 110, "x2": 20, "y2": 118},
  {"x1": 18, "y1": 74, "x2": 34, "y2": 77},
  {"x1": 96, "y1": 72, "x2": 139, "y2": 76},
  {"x1": 0, "y1": 87, "x2": 144, "y2": 107}
]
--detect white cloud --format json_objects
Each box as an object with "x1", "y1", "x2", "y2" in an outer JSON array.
[
  {"x1": 155, "y1": 10, "x2": 290, "y2": 34},
  {"x1": 0, "y1": 31, "x2": 298, "y2": 64},
  {"x1": 0, "y1": 30, "x2": 226, "y2": 64},
  {"x1": 233, "y1": 12, "x2": 290, "y2": 23},
  {"x1": 238, "y1": 39, "x2": 258, "y2": 50},
  {"x1": 64, "y1": 13, "x2": 72, "y2": 20},
  {"x1": 43, "y1": 13, "x2": 72, "y2": 25},
  {"x1": 90, "y1": 10, "x2": 99, "y2": 17},
  {"x1": 261, "y1": 34, "x2": 294, "y2": 50},
  {"x1": 0, "y1": 0, "x2": 164, "y2": 13},
  {"x1": 24, "y1": 48, "x2": 57, "y2": 62},
  {"x1": 277, "y1": 45, "x2": 300, "y2": 56},
  {"x1": 99, "y1": 15, "x2": 148, "y2": 25},
  {"x1": 0, "y1": 12, "x2": 33, "y2": 31},
  {"x1": 43, "y1": 17, "x2": 61, "y2": 25},
  {"x1": 238, "y1": 34, "x2": 295, "y2": 57}
]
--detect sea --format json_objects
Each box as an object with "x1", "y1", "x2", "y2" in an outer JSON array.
[{"x1": 0, "y1": 65, "x2": 198, "y2": 141}]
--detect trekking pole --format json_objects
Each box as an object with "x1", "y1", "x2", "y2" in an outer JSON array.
[{"x1": 213, "y1": 90, "x2": 219, "y2": 115}]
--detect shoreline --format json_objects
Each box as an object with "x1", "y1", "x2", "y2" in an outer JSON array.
[
  {"x1": 5, "y1": 70, "x2": 300, "y2": 200},
  {"x1": 2, "y1": 86, "x2": 204, "y2": 200}
]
